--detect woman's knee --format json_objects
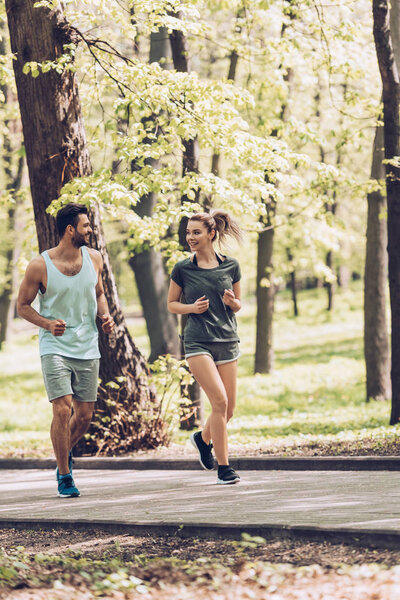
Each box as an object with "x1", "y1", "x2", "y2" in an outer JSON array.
[{"x1": 211, "y1": 393, "x2": 228, "y2": 415}]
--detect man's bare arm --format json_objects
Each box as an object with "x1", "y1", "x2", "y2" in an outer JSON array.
[
  {"x1": 91, "y1": 250, "x2": 114, "y2": 333},
  {"x1": 17, "y1": 257, "x2": 66, "y2": 336}
]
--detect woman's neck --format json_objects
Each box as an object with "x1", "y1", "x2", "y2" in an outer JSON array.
[{"x1": 195, "y1": 246, "x2": 218, "y2": 265}]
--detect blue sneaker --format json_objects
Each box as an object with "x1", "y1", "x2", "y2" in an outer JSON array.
[
  {"x1": 57, "y1": 474, "x2": 80, "y2": 498},
  {"x1": 56, "y1": 451, "x2": 74, "y2": 482}
]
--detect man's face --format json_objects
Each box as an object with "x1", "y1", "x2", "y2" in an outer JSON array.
[{"x1": 71, "y1": 214, "x2": 92, "y2": 248}]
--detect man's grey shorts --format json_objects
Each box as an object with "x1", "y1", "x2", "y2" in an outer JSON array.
[
  {"x1": 184, "y1": 340, "x2": 240, "y2": 365},
  {"x1": 41, "y1": 354, "x2": 100, "y2": 403}
]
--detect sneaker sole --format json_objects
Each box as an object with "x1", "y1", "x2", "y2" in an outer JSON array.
[
  {"x1": 57, "y1": 492, "x2": 80, "y2": 498},
  {"x1": 190, "y1": 433, "x2": 214, "y2": 471},
  {"x1": 217, "y1": 477, "x2": 240, "y2": 485}
]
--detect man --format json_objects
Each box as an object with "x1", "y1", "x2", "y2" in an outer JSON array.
[{"x1": 17, "y1": 203, "x2": 114, "y2": 498}]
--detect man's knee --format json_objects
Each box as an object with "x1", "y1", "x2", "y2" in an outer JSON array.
[
  {"x1": 77, "y1": 412, "x2": 93, "y2": 429},
  {"x1": 52, "y1": 396, "x2": 72, "y2": 423},
  {"x1": 74, "y1": 403, "x2": 94, "y2": 428}
]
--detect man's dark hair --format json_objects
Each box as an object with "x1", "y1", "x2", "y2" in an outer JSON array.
[{"x1": 56, "y1": 203, "x2": 88, "y2": 237}]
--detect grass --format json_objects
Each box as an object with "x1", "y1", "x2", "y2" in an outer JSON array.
[{"x1": 0, "y1": 281, "x2": 395, "y2": 457}]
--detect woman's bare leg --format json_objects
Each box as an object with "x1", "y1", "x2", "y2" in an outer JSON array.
[
  {"x1": 187, "y1": 355, "x2": 229, "y2": 465},
  {"x1": 202, "y1": 360, "x2": 237, "y2": 444}
]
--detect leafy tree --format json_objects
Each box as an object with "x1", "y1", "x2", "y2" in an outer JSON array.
[
  {"x1": 5, "y1": 0, "x2": 167, "y2": 453},
  {"x1": 128, "y1": 28, "x2": 180, "y2": 363}
]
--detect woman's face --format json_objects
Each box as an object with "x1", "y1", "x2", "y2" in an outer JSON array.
[{"x1": 186, "y1": 220, "x2": 215, "y2": 251}]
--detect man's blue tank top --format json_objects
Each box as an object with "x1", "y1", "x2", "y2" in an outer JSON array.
[{"x1": 39, "y1": 246, "x2": 100, "y2": 359}]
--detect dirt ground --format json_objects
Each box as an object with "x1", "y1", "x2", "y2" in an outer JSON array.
[
  {"x1": 0, "y1": 527, "x2": 399, "y2": 566},
  {"x1": 2, "y1": 527, "x2": 400, "y2": 599}
]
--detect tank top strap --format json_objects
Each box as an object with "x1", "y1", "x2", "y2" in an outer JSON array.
[
  {"x1": 41, "y1": 250, "x2": 58, "y2": 274},
  {"x1": 41, "y1": 250, "x2": 51, "y2": 265},
  {"x1": 82, "y1": 246, "x2": 98, "y2": 280},
  {"x1": 81, "y1": 245, "x2": 89, "y2": 265}
]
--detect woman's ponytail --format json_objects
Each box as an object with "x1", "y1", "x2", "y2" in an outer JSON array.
[
  {"x1": 210, "y1": 209, "x2": 242, "y2": 244},
  {"x1": 188, "y1": 209, "x2": 242, "y2": 245}
]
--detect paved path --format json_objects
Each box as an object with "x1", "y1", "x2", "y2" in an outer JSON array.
[{"x1": 2, "y1": 469, "x2": 400, "y2": 545}]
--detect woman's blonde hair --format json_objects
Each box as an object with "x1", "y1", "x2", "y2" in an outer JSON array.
[{"x1": 188, "y1": 209, "x2": 242, "y2": 245}]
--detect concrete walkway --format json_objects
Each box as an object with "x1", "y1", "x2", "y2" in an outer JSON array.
[{"x1": 2, "y1": 468, "x2": 400, "y2": 547}]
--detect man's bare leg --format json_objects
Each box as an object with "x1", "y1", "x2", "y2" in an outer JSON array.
[
  {"x1": 50, "y1": 395, "x2": 73, "y2": 475},
  {"x1": 69, "y1": 400, "x2": 95, "y2": 449}
]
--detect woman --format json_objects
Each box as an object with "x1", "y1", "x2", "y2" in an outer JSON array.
[{"x1": 167, "y1": 210, "x2": 242, "y2": 484}]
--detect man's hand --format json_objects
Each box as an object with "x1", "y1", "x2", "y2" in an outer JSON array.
[
  {"x1": 48, "y1": 319, "x2": 66, "y2": 336},
  {"x1": 101, "y1": 314, "x2": 114, "y2": 333},
  {"x1": 192, "y1": 295, "x2": 209, "y2": 314},
  {"x1": 222, "y1": 289, "x2": 236, "y2": 308}
]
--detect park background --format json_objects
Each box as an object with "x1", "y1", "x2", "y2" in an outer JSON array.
[{"x1": 0, "y1": 0, "x2": 399, "y2": 461}]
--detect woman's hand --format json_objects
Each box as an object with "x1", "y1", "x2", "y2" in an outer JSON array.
[
  {"x1": 222, "y1": 289, "x2": 236, "y2": 308},
  {"x1": 192, "y1": 295, "x2": 209, "y2": 314}
]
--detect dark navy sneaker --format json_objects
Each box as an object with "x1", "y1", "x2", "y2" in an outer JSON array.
[
  {"x1": 57, "y1": 474, "x2": 80, "y2": 498},
  {"x1": 190, "y1": 431, "x2": 215, "y2": 470},
  {"x1": 56, "y1": 451, "x2": 74, "y2": 482},
  {"x1": 217, "y1": 466, "x2": 240, "y2": 485}
]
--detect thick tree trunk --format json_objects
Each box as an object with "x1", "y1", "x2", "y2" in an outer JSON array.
[
  {"x1": 170, "y1": 21, "x2": 202, "y2": 429},
  {"x1": 364, "y1": 124, "x2": 390, "y2": 402},
  {"x1": 129, "y1": 29, "x2": 179, "y2": 362},
  {"x1": 6, "y1": 0, "x2": 163, "y2": 452},
  {"x1": 373, "y1": 0, "x2": 400, "y2": 423}
]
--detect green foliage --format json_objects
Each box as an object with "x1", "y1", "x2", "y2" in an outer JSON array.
[
  {"x1": 81, "y1": 374, "x2": 170, "y2": 455},
  {"x1": 0, "y1": 547, "x2": 148, "y2": 594},
  {"x1": 81, "y1": 355, "x2": 195, "y2": 455},
  {"x1": 21, "y1": 43, "x2": 77, "y2": 76},
  {"x1": 28, "y1": 0, "x2": 373, "y2": 277},
  {"x1": 149, "y1": 354, "x2": 194, "y2": 432},
  {"x1": 0, "y1": 282, "x2": 393, "y2": 457}
]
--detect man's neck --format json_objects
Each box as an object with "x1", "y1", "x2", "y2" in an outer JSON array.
[{"x1": 53, "y1": 240, "x2": 82, "y2": 261}]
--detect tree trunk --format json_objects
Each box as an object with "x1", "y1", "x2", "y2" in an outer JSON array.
[
  {"x1": 326, "y1": 249, "x2": 335, "y2": 311},
  {"x1": 255, "y1": 217, "x2": 275, "y2": 373},
  {"x1": 170, "y1": 20, "x2": 202, "y2": 429},
  {"x1": 210, "y1": 48, "x2": 239, "y2": 181},
  {"x1": 6, "y1": 0, "x2": 164, "y2": 453},
  {"x1": 254, "y1": 40, "x2": 293, "y2": 372},
  {"x1": 373, "y1": 0, "x2": 400, "y2": 423},
  {"x1": 0, "y1": 27, "x2": 24, "y2": 348},
  {"x1": 129, "y1": 29, "x2": 179, "y2": 362},
  {"x1": 364, "y1": 124, "x2": 390, "y2": 402},
  {"x1": 315, "y1": 83, "x2": 337, "y2": 312},
  {"x1": 287, "y1": 249, "x2": 299, "y2": 317}
]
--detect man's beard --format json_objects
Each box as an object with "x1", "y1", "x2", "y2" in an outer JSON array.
[{"x1": 72, "y1": 232, "x2": 89, "y2": 248}]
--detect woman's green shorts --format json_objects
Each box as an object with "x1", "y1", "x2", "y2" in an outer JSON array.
[{"x1": 184, "y1": 340, "x2": 240, "y2": 365}]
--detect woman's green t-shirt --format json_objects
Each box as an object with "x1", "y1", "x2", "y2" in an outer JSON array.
[{"x1": 171, "y1": 255, "x2": 241, "y2": 342}]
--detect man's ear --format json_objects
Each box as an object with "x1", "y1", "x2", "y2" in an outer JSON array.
[{"x1": 66, "y1": 224, "x2": 74, "y2": 235}]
